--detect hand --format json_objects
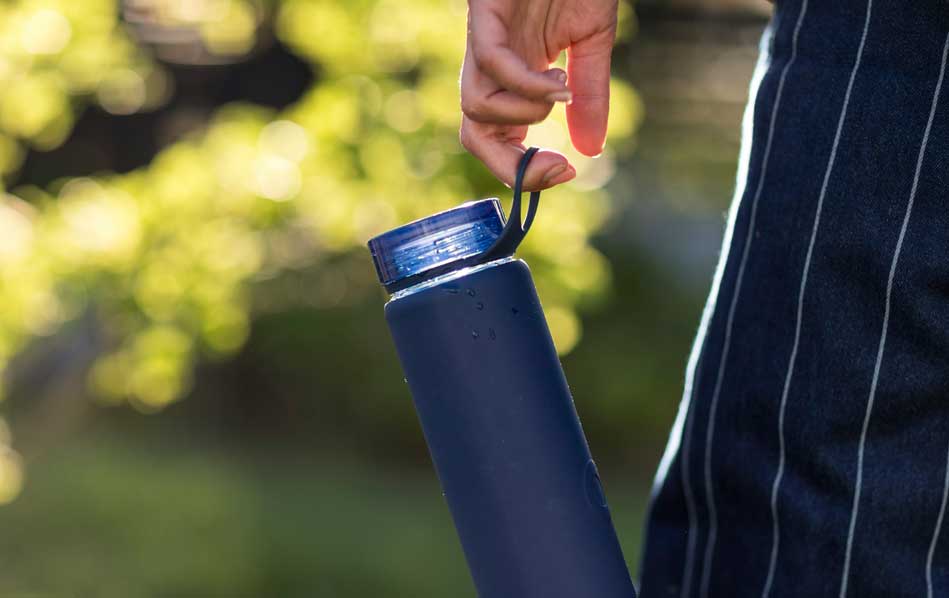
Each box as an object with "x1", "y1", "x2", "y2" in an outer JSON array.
[{"x1": 460, "y1": 0, "x2": 618, "y2": 191}]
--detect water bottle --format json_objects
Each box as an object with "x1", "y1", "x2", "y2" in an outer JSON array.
[{"x1": 368, "y1": 149, "x2": 636, "y2": 597}]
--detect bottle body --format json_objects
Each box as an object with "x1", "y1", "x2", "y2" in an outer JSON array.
[{"x1": 385, "y1": 258, "x2": 635, "y2": 598}]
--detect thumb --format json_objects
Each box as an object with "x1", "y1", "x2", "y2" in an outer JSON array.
[{"x1": 565, "y1": 30, "x2": 615, "y2": 157}]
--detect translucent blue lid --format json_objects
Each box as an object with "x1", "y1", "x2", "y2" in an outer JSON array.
[{"x1": 368, "y1": 199, "x2": 505, "y2": 290}]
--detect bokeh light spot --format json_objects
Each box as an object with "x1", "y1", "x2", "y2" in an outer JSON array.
[
  {"x1": 97, "y1": 69, "x2": 147, "y2": 115},
  {"x1": 384, "y1": 90, "x2": 424, "y2": 133},
  {"x1": 20, "y1": 8, "x2": 71, "y2": 55},
  {"x1": 0, "y1": 74, "x2": 69, "y2": 140},
  {"x1": 259, "y1": 120, "x2": 309, "y2": 163},
  {"x1": 254, "y1": 154, "x2": 301, "y2": 201},
  {"x1": 0, "y1": 197, "x2": 34, "y2": 264},
  {"x1": 200, "y1": 1, "x2": 258, "y2": 56},
  {"x1": 58, "y1": 183, "x2": 142, "y2": 262}
]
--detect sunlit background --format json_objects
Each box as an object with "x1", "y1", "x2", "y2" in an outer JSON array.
[{"x1": 0, "y1": 0, "x2": 769, "y2": 595}]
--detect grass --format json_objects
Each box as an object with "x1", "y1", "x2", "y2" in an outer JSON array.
[{"x1": 0, "y1": 430, "x2": 649, "y2": 597}]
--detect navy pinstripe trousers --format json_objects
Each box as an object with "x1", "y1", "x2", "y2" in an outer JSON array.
[{"x1": 639, "y1": 2, "x2": 949, "y2": 597}]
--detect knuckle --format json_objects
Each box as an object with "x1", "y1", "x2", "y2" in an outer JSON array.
[
  {"x1": 460, "y1": 96, "x2": 484, "y2": 120},
  {"x1": 463, "y1": 94, "x2": 551, "y2": 126}
]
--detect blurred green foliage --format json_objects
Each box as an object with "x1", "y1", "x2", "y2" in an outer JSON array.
[
  {"x1": 0, "y1": 0, "x2": 642, "y2": 504},
  {"x1": 0, "y1": 0, "x2": 161, "y2": 158}
]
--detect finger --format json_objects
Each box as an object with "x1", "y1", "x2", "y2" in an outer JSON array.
[
  {"x1": 566, "y1": 29, "x2": 615, "y2": 156},
  {"x1": 459, "y1": 116, "x2": 576, "y2": 191},
  {"x1": 468, "y1": 5, "x2": 570, "y2": 102},
  {"x1": 461, "y1": 47, "x2": 562, "y2": 125},
  {"x1": 462, "y1": 89, "x2": 554, "y2": 125}
]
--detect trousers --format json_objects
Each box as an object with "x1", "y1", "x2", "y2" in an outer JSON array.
[{"x1": 640, "y1": 2, "x2": 949, "y2": 596}]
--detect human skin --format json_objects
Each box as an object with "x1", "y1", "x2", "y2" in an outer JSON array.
[{"x1": 459, "y1": 0, "x2": 619, "y2": 191}]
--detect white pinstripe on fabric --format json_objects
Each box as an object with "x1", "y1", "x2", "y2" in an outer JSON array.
[
  {"x1": 761, "y1": 2, "x2": 874, "y2": 597},
  {"x1": 929, "y1": 399, "x2": 949, "y2": 598},
  {"x1": 695, "y1": 4, "x2": 809, "y2": 598},
  {"x1": 928, "y1": 436, "x2": 949, "y2": 598},
  {"x1": 837, "y1": 29, "x2": 949, "y2": 598},
  {"x1": 660, "y1": 21, "x2": 778, "y2": 598},
  {"x1": 679, "y1": 351, "x2": 703, "y2": 598}
]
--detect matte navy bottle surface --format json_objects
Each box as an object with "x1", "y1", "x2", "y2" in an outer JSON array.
[{"x1": 369, "y1": 199, "x2": 635, "y2": 598}]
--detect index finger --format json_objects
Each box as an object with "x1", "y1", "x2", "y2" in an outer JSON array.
[{"x1": 468, "y1": 5, "x2": 570, "y2": 102}]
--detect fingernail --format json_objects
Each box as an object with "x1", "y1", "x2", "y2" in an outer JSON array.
[
  {"x1": 545, "y1": 91, "x2": 572, "y2": 104},
  {"x1": 555, "y1": 71, "x2": 567, "y2": 84},
  {"x1": 542, "y1": 164, "x2": 567, "y2": 185}
]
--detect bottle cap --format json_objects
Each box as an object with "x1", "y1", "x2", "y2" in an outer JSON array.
[{"x1": 368, "y1": 199, "x2": 505, "y2": 291}]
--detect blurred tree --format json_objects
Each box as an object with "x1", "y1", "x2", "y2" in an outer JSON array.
[{"x1": 0, "y1": 0, "x2": 642, "y2": 503}]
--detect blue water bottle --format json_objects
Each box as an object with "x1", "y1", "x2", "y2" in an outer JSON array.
[{"x1": 368, "y1": 149, "x2": 636, "y2": 597}]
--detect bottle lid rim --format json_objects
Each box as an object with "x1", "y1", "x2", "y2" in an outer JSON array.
[{"x1": 367, "y1": 199, "x2": 505, "y2": 290}]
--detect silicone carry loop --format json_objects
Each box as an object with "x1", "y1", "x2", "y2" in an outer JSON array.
[
  {"x1": 385, "y1": 147, "x2": 542, "y2": 294},
  {"x1": 477, "y1": 146, "x2": 541, "y2": 262}
]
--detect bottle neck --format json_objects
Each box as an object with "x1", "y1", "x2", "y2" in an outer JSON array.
[{"x1": 389, "y1": 256, "x2": 516, "y2": 301}]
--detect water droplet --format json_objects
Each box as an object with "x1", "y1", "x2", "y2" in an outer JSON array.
[
  {"x1": 471, "y1": 329, "x2": 479, "y2": 339},
  {"x1": 489, "y1": 328, "x2": 496, "y2": 340},
  {"x1": 475, "y1": 301, "x2": 484, "y2": 310},
  {"x1": 466, "y1": 289, "x2": 476, "y2": 297}
]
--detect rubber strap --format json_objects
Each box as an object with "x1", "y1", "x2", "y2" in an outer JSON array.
[{"x1": 479, "y1": 147, "x2": 541, "y2": 262}]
